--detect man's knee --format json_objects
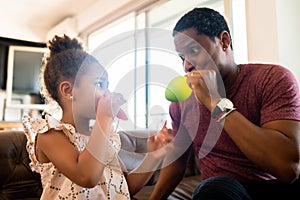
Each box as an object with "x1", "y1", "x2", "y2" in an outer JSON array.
[{"x1": 192, "y1": 176, "x2": 251, "y2": 200}]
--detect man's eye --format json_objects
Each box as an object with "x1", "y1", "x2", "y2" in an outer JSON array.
[{"x1": 189, "y1": 47, "x2": 200, "y2": 56}]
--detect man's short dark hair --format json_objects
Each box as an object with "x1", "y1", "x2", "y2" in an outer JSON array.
[{"x1": 173, "y1": 7, "x2": 232, "y2": 49}]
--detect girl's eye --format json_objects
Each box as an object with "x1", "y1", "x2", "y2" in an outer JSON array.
[
  {"x1": 96, "y1": 81, "x2": 108, "y2": 89},
  {"x1": 97, "y1": 81, "x2": 103, "y2": 88}
]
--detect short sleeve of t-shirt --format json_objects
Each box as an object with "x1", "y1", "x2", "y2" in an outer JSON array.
[
  {"x1": 259, "y1": 65, "x2": 300, "y2": 124},
  {"x1": 169, "y1": 102, "x2": 181, "y2": 136}
]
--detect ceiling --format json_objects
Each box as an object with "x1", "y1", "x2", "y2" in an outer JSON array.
[
  {"x1": 0, "y1": 0, "x2": 99, "y2": 29},
  {"x1": 0, "y1": 0, "x2": 156, "y2": 42},
  {"x1": 0, "y1": 0, "x2": 101, "y2": 41}
]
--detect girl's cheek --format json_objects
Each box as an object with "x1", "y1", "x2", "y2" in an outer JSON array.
[
  {"x1": 94, "y1": 96, "x2": 101, "y2": 111},
  {"x1": 95, "y1": 87, "x2": 106, "y2": 96}
]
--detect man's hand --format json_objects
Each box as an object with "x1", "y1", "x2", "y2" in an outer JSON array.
[{"x1": 187, "y1": 69, "x2": 221, "y2": 111}]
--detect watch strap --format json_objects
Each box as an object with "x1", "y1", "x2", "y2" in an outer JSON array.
[
  {"x1": 211, "y1": 105, "x2": 223, "y2": 119},
  {"x1": 216, "y1": 108, "x2": 236, "y2": 122},
  {"x1": 211, "y1": 98, "x2": 235, "y2": 122}
]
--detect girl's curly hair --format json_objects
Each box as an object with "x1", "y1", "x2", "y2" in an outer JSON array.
[{"x1": 41, "y1": 34, "x2": 100, "y2": 106}]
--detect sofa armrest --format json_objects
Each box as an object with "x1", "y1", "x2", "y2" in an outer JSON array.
[
  {"x1": 0, "y1": 130, "x2": 42, "y2": 199},
  {"x1": 118, "y1": 130, "x2": 200, "y2": 177},
  {"x1": 118, "y1": 130, "x2": 148, "y2": 171},
  {"x1": 118, "y1": 130, "x2": 201, "y2": 199}
]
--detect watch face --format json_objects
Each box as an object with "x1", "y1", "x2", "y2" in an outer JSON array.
[
  {"x1": 224, "y1": 98, "x2": 233, "y2": 109},
  {"x1": 218, "y1": 98, "x2": 233, "y2": 111},
  {"x1": 212, "y1": 98, "x2": 235, "y2": 119}
]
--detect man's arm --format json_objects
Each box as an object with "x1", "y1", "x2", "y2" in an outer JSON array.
[
  {"x1": 187, "y1": 68, "x2": 300, "y2": 183},
  {"x1": 148, "y1": 145, "x2": 192, "y2": 200},
  {"x1": 223, "y1": 113, "x2": 300, "y2": 183}
]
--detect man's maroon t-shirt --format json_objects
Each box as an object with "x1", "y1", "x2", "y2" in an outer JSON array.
[{"x1": 170, "y1": 64, "x2": 300, "y2": 182}]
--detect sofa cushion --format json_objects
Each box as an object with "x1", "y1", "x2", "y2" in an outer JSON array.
[
  {"x1": 0, "y1": 130, "x2": 42, "y2": 200},
  {"x1": 118, "y1": 130, "x2": 200, "y2": 175},
  {"x1": 118, "y1": 130, "x2": 201, "y2": 199}
]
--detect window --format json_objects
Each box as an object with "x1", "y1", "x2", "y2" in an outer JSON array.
[
  {"x1": 231, "y1": 0, "x2": 248, "y2": 64},
  {"x1": 88, "y1": 0, "x2": 247, "y2": 130}
]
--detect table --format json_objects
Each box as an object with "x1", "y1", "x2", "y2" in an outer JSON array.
[{"x1": 0, "y1": 122, "x2": 23, "y2": 130}]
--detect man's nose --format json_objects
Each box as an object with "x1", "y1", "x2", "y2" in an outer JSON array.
[{"x1": 183, "y1": 59, "x2": 193, "y2": 72}]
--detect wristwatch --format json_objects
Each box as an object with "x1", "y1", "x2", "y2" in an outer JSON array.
[{"x1": 211, "y1": 98, "x2": 235, "y2": 121}]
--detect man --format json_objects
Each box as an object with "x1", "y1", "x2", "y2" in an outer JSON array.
[{"x1": 149, "y1": 7, "x2": 300, "y2": 200}]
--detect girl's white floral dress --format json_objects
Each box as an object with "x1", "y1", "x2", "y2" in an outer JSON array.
[{"x1": 22, "y1": 114, "x2": 130, "y2": 200}]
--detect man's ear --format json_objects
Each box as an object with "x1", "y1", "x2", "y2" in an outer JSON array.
[
  {"x1": 59, "y1": 81, "x2": 73, "y2": 100},
  {"x1": 218, "y1": 30, "x2": 231, "y2": 51}
]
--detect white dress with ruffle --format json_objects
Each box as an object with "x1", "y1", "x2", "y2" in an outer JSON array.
[{"x1": 22, "y1": 114, "x2": 130, "y2": 200}]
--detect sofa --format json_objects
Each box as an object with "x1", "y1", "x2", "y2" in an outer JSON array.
[
  {"x1": 119, "y1": 130, "x2": 201, "y2": 200},
  {"x1": 0, "y1": 130, "x2": 42, "y2": 200},
  {"x1": 0, "y1": 129, "x2": 201, "y2": 200}
]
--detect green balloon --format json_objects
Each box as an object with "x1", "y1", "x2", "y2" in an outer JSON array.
[{"x1": 165, "y1": 76, "x2": 192, "y2": 102}]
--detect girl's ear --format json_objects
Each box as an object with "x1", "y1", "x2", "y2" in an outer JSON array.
[
  {"x1": 59, "y1": 81, "x2": 73, "y2": 100},
  {"x1": 218, "y1": 30, "x2": 231, "y2": 51}
]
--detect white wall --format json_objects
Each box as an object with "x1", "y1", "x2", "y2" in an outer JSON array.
[
  {"x1": 245, "y1": 0, "x2": 279, "y2": 64},
  {"x1": 276, "y1": 0, "x2": 300, "y2": 84},
  {"x1": 245, "y1": 0, "x2": 300, "y2": 84},
  {"x1": 0, "y1": 20, "x2": 48, "y2": 42}
]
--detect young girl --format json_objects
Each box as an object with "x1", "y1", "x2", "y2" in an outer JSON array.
[{"x1": 22, "y1": 35, "x2": 172, "y2": 199}]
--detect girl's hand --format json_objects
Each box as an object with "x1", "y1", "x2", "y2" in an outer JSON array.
[
  {"x1": 95, "y1": 90, "x2": 126, "y2": 133},
  {"x1": 96, "y1": 90, "x2": 126, "y2": 120},
  {"x1": 147, "y1": 121, "x2": 173, "y2": 152}
]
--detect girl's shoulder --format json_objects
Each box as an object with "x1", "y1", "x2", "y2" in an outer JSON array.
[
  {"x1": 22, "y1": 114, "x2": 49, "y2": 135},
  {"x1": 22, "y1": 114, "x2": 54, "y2": 172},
  {"x1": 22, "y1": 114, "x2": 76, "y2": 153},
  {"x1": 22, "y1": 114, "x2": 76, "y2": 135},
  {"x1": 22, "y1": 114, "x2": 80, "y2": 170}
]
